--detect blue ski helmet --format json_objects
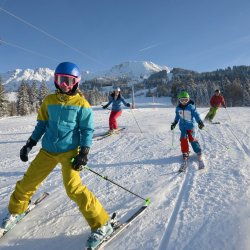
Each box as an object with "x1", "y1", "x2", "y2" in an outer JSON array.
[
  {"x1": 55, "y1": 62, "x2": 81, "y2": 77},
  {"x1": 54, "y1": 62, "x2": 81, "y2": 94}
]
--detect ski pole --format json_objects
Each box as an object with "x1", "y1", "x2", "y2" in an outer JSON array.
[
  {"x1": 225, "y1": 107, "x2": 231, "y2": 121},
  {"x1": 71, "y1": 161, "x2": 150, "y2": 205},
  {"x1": 171, "y1": 130, "x2": 175, "y2": 147},
  {"x1": 130, "y1": 109, "x2": 143, "y2": 134},
  {"x1": 202, "y1": 128, "x2": 230, "y2": 150},
  {"x1": 226, "y1": 125, "x2": 242, "y2": 147}
]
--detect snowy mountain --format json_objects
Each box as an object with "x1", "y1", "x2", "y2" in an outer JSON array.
[
  {"x1": 0, "y1": 98, "x2": 249, "y2": 250},
  {"x1": 0, "y1": 61, "x2": 171, "y2": 92},
  {"x1": 1, "y1": 68, "x2": 55, "y2": 92},
  {"x1": 83, "y1": 61, "x2": 171, "y2": 80}
]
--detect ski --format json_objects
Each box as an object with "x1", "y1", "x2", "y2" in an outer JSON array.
[
  {"x1": 211, "y1": 122, "x2": 220, "y2": 124},
  {"x1": 85, "y1": 203, "x2": 148, "y2": 250},
  {"x1": 0, "y1": 192, "x2": 49, "y2": 238},
  {"x1": 94, "y1": 128, "x2": 126, "y2": 141}
]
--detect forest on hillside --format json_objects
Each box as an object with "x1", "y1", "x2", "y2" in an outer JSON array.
[
  {"x1": 1, "y1": 65, "x2": 250, "y2": 118},
  {"x1": 144, "y1": 65, "x2": 250, "y2": 106}
]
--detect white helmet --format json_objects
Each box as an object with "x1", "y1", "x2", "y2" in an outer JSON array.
[{"x1": 115, "y1": 87, "x2": 121, "y2": 92}]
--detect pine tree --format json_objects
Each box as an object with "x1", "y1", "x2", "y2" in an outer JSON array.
[
  {"x1": 0, "y1": 80, "x2": 9, "y2": 117},
  {"x1": 17, "y1": 81, "x2": 31, "y2": 116},
  {"x1": 9, "y1": 101, "x2": 17, "y2": 116},
  {"x1": 38, "y1": 81, "x2": 50, "y2": 104},
  {"x1": 29, "y1": 81, "x2": 40, "y2": 113},
  {"x1": 243, "y1": 79, "x2": 250, "y2": 106}
]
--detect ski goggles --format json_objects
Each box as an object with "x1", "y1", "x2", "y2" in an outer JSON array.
[
  {"x1": 54, "y1": 74, "x2": 81, "y2": 87},
  {"x1": 179, "y1": 98, "x2": 189, "y2": 103}
]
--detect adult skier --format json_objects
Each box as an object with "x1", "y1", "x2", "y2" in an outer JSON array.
[
  {"x1": 102, "y1": 87, "x2": 130, "y2": 133},
  {"x1": 204, "y1": 89, "x2": 226, "y2": 122},
  {"x1": 171, "y1": 91, "x2": 205, "y2": 168},
  {"x1": 1, "y1": 62, "x2": 113, "y2": 249}
]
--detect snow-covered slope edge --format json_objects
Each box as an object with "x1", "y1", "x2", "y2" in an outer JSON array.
[{"x1": 0, "y1": 103, "x2": 249, "y2": 250}]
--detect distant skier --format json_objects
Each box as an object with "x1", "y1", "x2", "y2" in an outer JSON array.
[
  {"x1": 1, "y1": 62, "x2": 113, "y2": 249},
  {"x1": 204, "y1": 89, "x2": 226, "y2": 123},
  {"x1": 171, "y1": 91, "x2": 205, "y2": 168},
  {"x1": 102, "y1": 87, "x2": 131, "y2": 133}
]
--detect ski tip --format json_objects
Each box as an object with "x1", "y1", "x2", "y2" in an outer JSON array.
[
  {"x1": 0, "y1": 228, "x2": 5, "y2": 238},
  {"x1": 111, "y1": 212, "x2": 116, "y2": 220},
  {"x1": 145, "y1": 198, "x2": 151, "y2": 206}
]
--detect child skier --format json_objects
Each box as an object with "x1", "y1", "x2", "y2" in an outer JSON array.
[
  {"x1": 171, "y1": 91, "x2": 205, "y2": 171},
  {"x1": 102, "y1": 87, "x2": 130, "y2": 133},
  {"x1": 204, "y1": 89, "x2": 226, "y2": 123},
  {"x1": 1, "y1": 62, "x2": 113, "y2": 249}
]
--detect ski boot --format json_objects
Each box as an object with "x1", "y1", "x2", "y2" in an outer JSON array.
[
  {"x1": 1, "y1": 212, "x2": 26, "y2": 233},
  {"x1": 86, "y1": 220, "x2": 114, "y2": 249},
  {"x1": 197, "y1": 153, "x2": 205, "y2": 170},
  {"x1": 179, "y1": 153, "x2": 189, "y2": 173}
]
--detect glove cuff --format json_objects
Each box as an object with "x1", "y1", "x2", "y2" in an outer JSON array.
[
  {"x1": 80, "y1": 147, "x2": 90, "y2": 155},
  {"x1": 26, "y1": 137, "x2": 37, "y2": 147}
]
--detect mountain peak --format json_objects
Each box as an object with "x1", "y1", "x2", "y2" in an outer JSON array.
[{"x1": 1, "y1": 61, "x2": 171, "y2": 92}]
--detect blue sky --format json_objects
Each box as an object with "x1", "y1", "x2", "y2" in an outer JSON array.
[{"x1": 1, "y1": 0, "x2": 250, "y2": 73}]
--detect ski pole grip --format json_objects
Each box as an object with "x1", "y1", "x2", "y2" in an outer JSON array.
[{"x1": 145, "y1": 198, "x2": 151, "y2": 206}]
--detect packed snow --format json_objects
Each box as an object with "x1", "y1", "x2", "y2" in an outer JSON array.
[{"x1": 0, "y1": 97, "x2": 249, "y2": 250}]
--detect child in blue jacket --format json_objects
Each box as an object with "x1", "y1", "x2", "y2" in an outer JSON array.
[{"x1": 171, "y1": 91, "x2": 205, "y2": 160}]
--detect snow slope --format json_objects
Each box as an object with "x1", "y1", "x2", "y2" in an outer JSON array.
[{"x1": 0, "y1": 98, "x2": 249, "y2": 250}]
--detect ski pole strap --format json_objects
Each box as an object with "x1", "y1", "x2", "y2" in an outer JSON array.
[
  {"x1": 130, "y1": 110, "x2": 143, "y2": 134},
  {"x1": 145, "y1": 198, "x2": 151, "y2": 206}
]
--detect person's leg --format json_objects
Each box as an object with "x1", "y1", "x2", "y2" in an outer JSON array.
[
  {"x1": 8, "y1": 149, "x2": 58, "y2": 214},
  {"x1": 60, "y1": 149, "x2": 109, "y2": 230},
  {"x1": 205, "y1": 107, "x2": 213, "y2": 121},
  {"x1": 109, "y1": 111, "x2": 122, "y2": 130},
  {"x1": 209, "y1": 107, "x2": 219, "y2": 121},
  {"x1": 180, "y1": 130, "x2": 189, "y2": 155},
  {"x1": 109, "y1": 112, "x2": 114, "y2": 130},
  {"x1": 187, "y1": 130, "x2": 202, "y2": 154}
]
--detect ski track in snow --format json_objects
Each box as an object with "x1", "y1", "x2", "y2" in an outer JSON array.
[{"x1": 0, "y1": 104, "x2": 250, "y2": 250}]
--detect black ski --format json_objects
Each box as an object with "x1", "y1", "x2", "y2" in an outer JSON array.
[
  {"x1": 86, "y1": 203, "x2": 148, "y2": 250},
  {"x1": 0, "y1": 192, "x2": 49, "y2": 238}
]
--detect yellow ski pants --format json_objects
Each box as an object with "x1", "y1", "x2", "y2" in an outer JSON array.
[{"x1": 8, "y1": 148, "x2": 109, "y2": 230}]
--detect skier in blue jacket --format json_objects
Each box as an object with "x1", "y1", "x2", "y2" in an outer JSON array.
[
  {"x1": 102, "y1": 87, "x2": 130, "y2": 133},
  {"x1": 171, "y1": 91, "x2": 205, "y2": 161}
]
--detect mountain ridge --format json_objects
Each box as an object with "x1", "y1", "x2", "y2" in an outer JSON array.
[{"x1": 0, "y1": 61, "x2": 171, "y2": 92}]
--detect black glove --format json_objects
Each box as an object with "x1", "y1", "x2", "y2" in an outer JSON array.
[
  {"x1": 72, "y1": 147, "x2": 90, "y2": 171},
  {"x1": 171, "y1": 121, "x2": 177, "y2": 130},
  {"x1": 198, "y1": 121, "x2": 205, "y2": 129},
  {"x1": 20, "y1": 137, "x2": 37, "y2": 162},
  {"x1": 102, "y1": 105, "x2": 108, "y2": 109},
  {"x1": 126, "y1": 103, "x2": 130, "y2": 107}
]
